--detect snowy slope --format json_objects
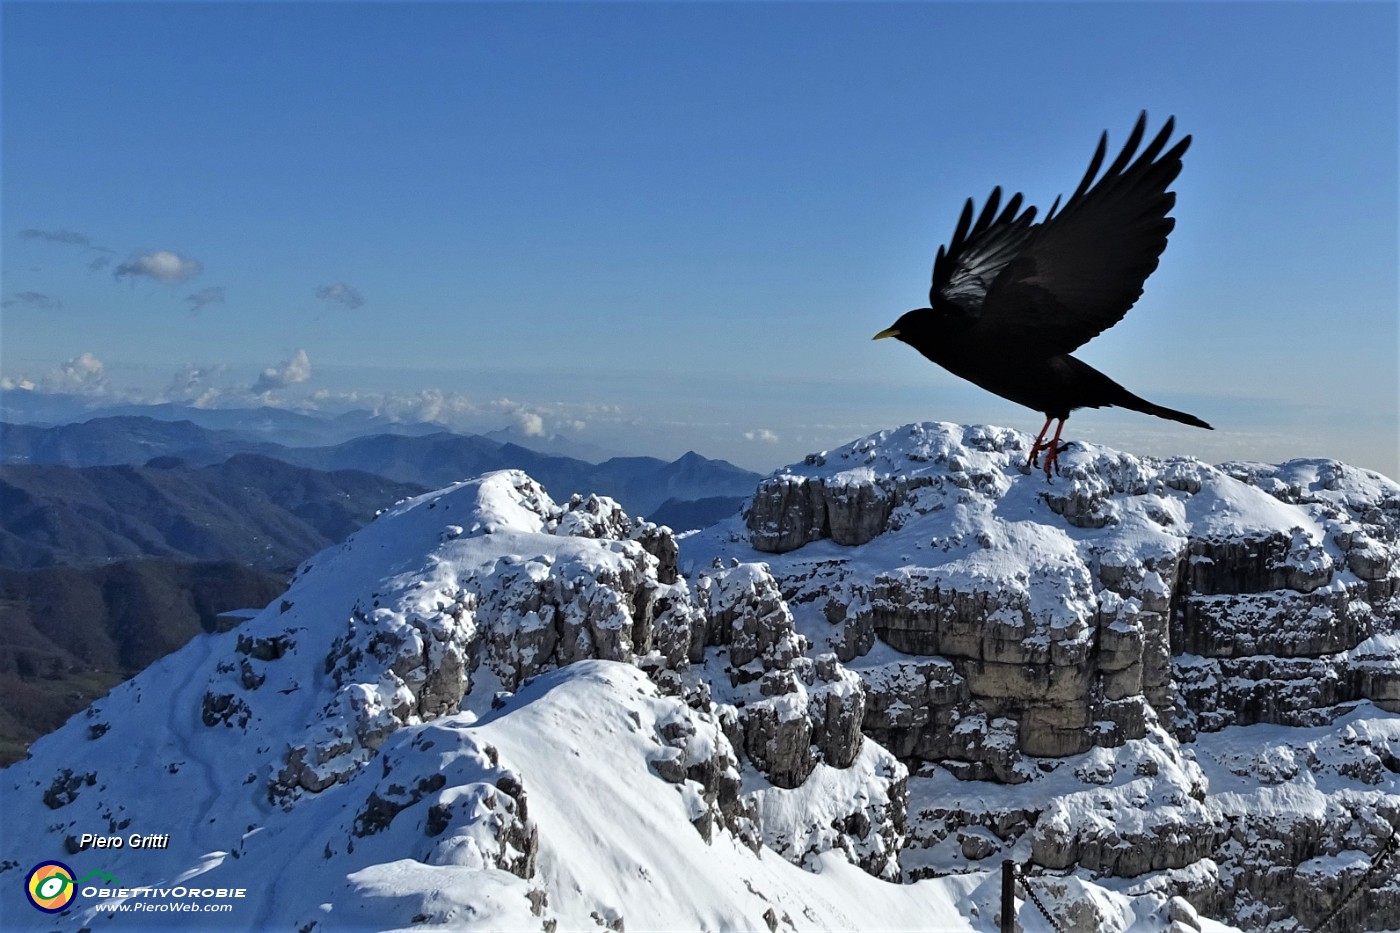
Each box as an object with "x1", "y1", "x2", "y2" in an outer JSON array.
[{"x1": 1, "y1": 466, "x2": 1236, "y2": 932}]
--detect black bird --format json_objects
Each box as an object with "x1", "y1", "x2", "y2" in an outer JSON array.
[{"x1": 874, "y1": 113, "x2": 1212, "y2": 477}]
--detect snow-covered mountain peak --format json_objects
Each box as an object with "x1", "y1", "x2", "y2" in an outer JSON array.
[
  {"x1": 676, "y1": 422, "x2": 1400, "y2": 930},
  {"x1": 746, "y1": 420, "x2": 1396, "y2": 551},
  {"x1": 4, "y1": 465, "x2": 1016, "y2": 931},
  {"x1": 720, "y1": 423, "x2": 1397, "y2": 656},
  {"x1": 5, "y1": 427, "x2": 1397, "y2": 932}
]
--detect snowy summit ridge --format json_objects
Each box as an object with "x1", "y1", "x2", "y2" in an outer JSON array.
[
  {"x1": 5, "y1": 422, "x2": 1399, "y2": 932},
  {"x1": 4, "y1": 469, "x2": 978, "y2": 931}
]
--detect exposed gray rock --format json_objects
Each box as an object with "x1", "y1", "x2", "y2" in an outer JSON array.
[
  {"x1": 647, "y1": 588, "x2": 708, "y2": 668},
  {"x1": 807, "y1": 654, "x2": 866, "y2": 769},
  {"x1": 687, "y1": 563, "x2": 874, "y2": 795},
  {"x1": 1206, "y1": 772, "x2": 1400, "y2": 931},
  {"x1": 858, "y1": 657, "x2": 976, "y2": 762},
  {"x1": 250, "y1": 472, "x2": 899, "y2": 880},
  {"x1": 821, "y1": 477, "x2": 901, "y2": 547},
  {"x1": 747, "y1": 739, "x2": 908, "y2": 881},
  {"x1": 741, "y1": 691, "x2": 815, "y2": 788},
  {"x1": 553, "y1": 492, "x2": 632, "y2": 540},
  {"x1": 694, "y1": 562, "x2": 805, "y2": 677},
  {"x1": 957, "y1": 827, "x2": 999, "y2": 861},
  {"x1": 631, "y1": 520, "x2": 680, "y2": 585},
  {"x1": 42, "y1": 768, "x2": 96, "y2": 809},
  {"x1": 649, "y1": 696, "x2": 759, "y2": 848},
  {"x1": 1186, "y1": 530, "x2": 1334, "y2": 596},
  {"x1": 264, "y1": 478, "x2": 690, "y2": 802},
  {"x1": 745, "y1": 474, "x2": 830, "y2": 552}
]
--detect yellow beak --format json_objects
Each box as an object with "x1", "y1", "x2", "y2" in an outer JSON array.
[{"x1": 872, "y1": 327, "x2": 900, "y2": 340}]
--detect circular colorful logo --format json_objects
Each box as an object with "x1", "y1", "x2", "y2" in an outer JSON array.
[{"x1": 25, "y1": 861, "x2": 77, "y2": 913}]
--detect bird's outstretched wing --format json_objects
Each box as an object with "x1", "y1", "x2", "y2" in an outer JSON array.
[
  {"x1": 930, "y1": 186, "x2": 1039, "y2": 315},
  {"x1": 967, "y1": 113, "x2": 1191, "y2": 357}
]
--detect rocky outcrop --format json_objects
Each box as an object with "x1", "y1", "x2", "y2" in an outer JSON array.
[
  {"x1": 744, "y1": 426, "x2": 1399, "y2": 750},
  {"x1": 187, "y1": 472, "x2": 893, "y2": 880},
  {"x1": 684, "y1": 561, "x2": 868, "y2": 788},
  {"x1": 695, "y1": 561, "x2": 806, "y2": 681},
  {"x1": 257, "y1": 484, "x2": 684, "y2": 801},
  {"x1": 744, "y1": 426, "x2": 1020, "y2": 553},
  {"x1": 697, "y1": 422, "x2": 1400, "y2": 931},
  {"x1": 1166, "y1": 460, "x2": 1400, "y2": 738},
  {"x1": 745, "y1": 463, "x2": 914, "y2": 552},
  {"x1": 1027, "y1": 728, "x2": 1225, "y2": 877},
  {"x1": 748, "y1": 738, "x2": 908, "y2": 881},
  {"x1": 645, "y1": 692, "x2": 758, "y2": 848}
]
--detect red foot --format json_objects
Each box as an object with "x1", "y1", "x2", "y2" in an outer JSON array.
[{"x1": 1026, "y1": 417, "x2": 1070, "y2": 479}]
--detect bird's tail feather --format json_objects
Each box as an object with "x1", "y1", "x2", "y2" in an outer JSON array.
[{"x1": 1121, "y1": 394, "x2": 1213, "y2": 430}]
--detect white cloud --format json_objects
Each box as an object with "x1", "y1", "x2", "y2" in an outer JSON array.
[
  {"x1": 744, "y1": 428, "x2": 780, "y2": 443},
  {"x1": 316, "y1": 282, "x2": 364, "y2": 309},
  {"x1": 514, "y1": 411, "x2": 546, "y2": 437},
  {"x1": 114, "y1": 250, "x2": 203, "y2": 284},
  {"x1": 55, "y1": 352, "x2": 106, "y2": 390},
  {"x1": 308, "y1": 387, "x2": 482, "y2": 426},
  {"x1": 298, "y1": 389, "x2": 610, "y2": 443},
  {"x1": 167, "y1": 362, "x2": 230, "y2": 406},
  {"x1": 185, "y1": 286, "x2": 225, "y2": 312},
  {"x1": 252, "y1": 350, "x2": 312, "y2": 395},
  {"x1": 24, "y1": 352, "x2": 110, "y2": 396}
]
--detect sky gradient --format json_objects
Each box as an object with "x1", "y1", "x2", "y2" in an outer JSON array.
[{"x1": 3, "y1": 2, "x2": 1397, "y2": 476}]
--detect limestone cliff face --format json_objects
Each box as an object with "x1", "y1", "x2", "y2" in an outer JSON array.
[
  {"x1": 743, "y1": 426, "x2": 1399, "y2": 736},
  {"x1": 689, "y1": 422, "x2": 1400, "y2": 932}
]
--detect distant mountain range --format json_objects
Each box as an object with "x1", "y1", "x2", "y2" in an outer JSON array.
[
  {"x1": 0, "y1": 454, "x2": 427, "y2": 571},
  {"x1": 2, "y1": 414, "x2": 758, "y2": 522},
  {"x1": 481, "y1": 424, "x2": 619, "y2": 462},
  {"x1": 1, "y1": 416, "x2": 288, "y2": 467},
  {"x1": 0, "y1": 393, "x2": 446, "y2": 447}
]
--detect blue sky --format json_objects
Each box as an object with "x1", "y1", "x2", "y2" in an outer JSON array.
[{"x1": 3, "y1": 2, "x2": 1396, "y2": 476}]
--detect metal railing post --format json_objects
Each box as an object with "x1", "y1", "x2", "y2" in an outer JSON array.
[{"x1": 1001, "y1": 859, "x2": 1015, "y2": 933}]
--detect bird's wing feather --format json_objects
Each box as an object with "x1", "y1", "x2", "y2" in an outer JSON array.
[
  {"x1": 967, "y1": 113, "x2": 1191, "y2": 357},
  {"x1": 929, "y1": 186, "x2": 1038, "y2": 315}
]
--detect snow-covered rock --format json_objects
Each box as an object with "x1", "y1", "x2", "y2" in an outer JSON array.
[
  {"x1": 689, "y1": 421, "x2": 1400, "y2": 932},
  {"x1": 8, "y1": 420, "x2": 1398, "y2": 932},
  {"x1": 5, "y1": 467, "x2": 1066, "y2": 932}
]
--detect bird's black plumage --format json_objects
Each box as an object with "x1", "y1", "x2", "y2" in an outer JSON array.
[{"x1": 874, "y1": 113, "x2": 1212, "y2": 476}]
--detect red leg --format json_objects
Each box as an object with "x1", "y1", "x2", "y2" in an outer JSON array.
[
  {"x1": 1041, "y1": 418, "x2": 1069, "y2": 478},
  {"x1": 1026, "y1": 415, "x2": 1054, "y2": 469}
]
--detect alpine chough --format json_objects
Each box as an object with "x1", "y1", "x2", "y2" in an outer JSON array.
[{"x1": 874, "y1": 113, "x2": 1212, "y2": 478}]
